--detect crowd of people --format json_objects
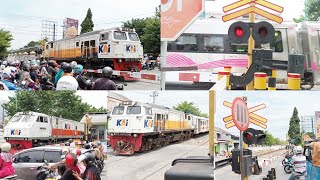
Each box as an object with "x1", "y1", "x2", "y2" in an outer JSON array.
[{"x1": 0, "y1": 59, "x2": 118, "y2": 90}]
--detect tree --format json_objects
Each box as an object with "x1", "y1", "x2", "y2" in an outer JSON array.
[
  {"x1": 2, "y1": 91, "x2": 106, "y2": 121},
  {"x1": 305, "y1": 0, "x2": 320, "y2": 21},
  {"x1": 0, "y1": 29, "x2": 13, "y2": 59},
  {"x1": 173, "y1": 101, "x2": 202, "y2": 116},
  {"x1": 288, "y1": 107, "x2": 302, "y2": 145},
  {"x1": 123, "y1": 7, "x2": 160, "y2": 57},
  {"x1": 27, "y1": 41, "x2": 38, "y2": 47},
  {"x1": 305, "y1": 132, "x2": 316, "y2": 139},
  {"x1": 80, "y1": 8, "x2": 94, "y2": 34}
]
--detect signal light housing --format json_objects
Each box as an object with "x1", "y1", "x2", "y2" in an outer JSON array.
[
  {"x1": 243, "y1": 128, "x2": 266, "y2": 145},
  {"x1": 228, "y1": 21, "x2": 250, "y2": 44},
  {"x1": 252, "y1": 21, "x2": 275, "y2": 44}
]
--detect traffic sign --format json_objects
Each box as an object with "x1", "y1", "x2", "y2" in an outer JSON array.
[
  {"x1": 161, "y1": 0, "x2": 205, "y2": 41},
  {"x1": 222, "y1": 6, "x2": 283, "y2": 23},
  {"x1": 231, "y1": 98, "x2": 250, "y2": 131},
  {"x1": 223, "y1": 99, "x2": 267, "y2": 129}
]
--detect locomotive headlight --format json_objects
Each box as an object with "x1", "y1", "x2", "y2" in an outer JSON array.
[
  {"x1": 133, "y1": 134, "x2": 138, "y2": 138},
  {"x1": 110, "y1": 133, "x2": 114, "y2": 136},
  {"x1": 118, "y1": 59, "x2": 122, "y2": 63}
]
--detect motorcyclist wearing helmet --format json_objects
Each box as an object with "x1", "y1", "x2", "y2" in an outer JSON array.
[
  {"x1": 49, "y1": 147, "x2": 70, "y2": 171},
  {"x1": 289, "y1": 146, "x2": 307, "y2": 180},
  {"x1": 73, "y1": 152, "x2": 101, "y2": 180},
  {"x1": 54, "y1": 62, "x2": 66, "y2": 85},
  {"x1": 74, "y1": 65, "x2": 92, "y2": 90},
  {"x1": 60, "y1": 153, "x2": 80, "y2": 180},
  {"x1": 39, "y1": 60, "x2": 51, "y2": 79},
  {"x1": 92, "y1": 66, "x2": 117, "y2": 90},
  {"x1": 72, "y1": 148, "x2": 86, "y2": 175},
  {"x1": 19, "y1": 63, "x2": 37, "y2": 89},
  {"x1": 30, "y1": 64, "x2": 40, "y2": 84},
  {"x1": 48, "y1": 60, "x2": 58, "y2": 82},
  {"x1": 56, "y1": 63, "x2": 79, "y2": 90},
  {"x1": 0, "y1": 143, "x2": 15, "y2": 178}
]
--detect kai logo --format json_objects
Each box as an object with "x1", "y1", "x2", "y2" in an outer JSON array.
[
  {"x1": 144, "y1": 119, "x2": 153, "y2": 128},
  {"x1": 116, "y1": 119, "x2": 128, "y2": 126},
  {"x1": 10, "y1": 129, "x2": 21, "y2": 135},
  {"x1": 126, "y1": 45, "x2": 136, "y2": 53},
  {"x1": 99, "y1": 44, "x2": 111, "y2": 53}
]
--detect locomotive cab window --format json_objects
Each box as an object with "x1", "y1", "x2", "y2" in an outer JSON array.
[
  {"x1": 37, "y1": 116, "x2": 46, "y2": 123},
  {"x1": 127, "y1": 106, "x2": 141, "y2": 114},
  {"x1": 76, "y1": 42, "x2": 79, "y2": 47},
  {"x1": 114, "y1": 31, "x2": 127, "y2": 40},
  {"x1": 112, "y1": 106, "x2": 125, "y2": 115},
  {"x1": 100, "y1": 33, "x2": 109, "y2": 41},
  {"x1": 90, "y1": 40, "x2": 96, "y2": 47},
  {"x1": 145, "y1": 108, "x2": 152, "y2": 115},
  {"x1": 129, "y1": 33, "x2": 139, "y2": 41},
  {"x1": 50, "y1": 43, "x2": 53, "y2": 49},
  {"x1": 270, "y1": 31, "x2": 283, "y2": 52}
]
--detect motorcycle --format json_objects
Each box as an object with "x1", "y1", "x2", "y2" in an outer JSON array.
[
  {"x1": 0, "y1": 175, "x2": 18, "y2": 180},
  {"x1": 284, "y1": 162, "x2": 294, "y2": 174},
  {"x1": 35, "y1": 161, "x2": 60, "y2": 180},
  {"x1": 282, "y1": 155, "x2": 292, "y2": 166},
  {"x1": 95, "y1": 158, "x2": 105, "y2": 174}
]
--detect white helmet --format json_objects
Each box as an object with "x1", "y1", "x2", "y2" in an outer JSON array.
[
  {"x1": 294, "y1": 146, "x2": 303, "y2": 154},
  {"x1": 70, "y1": 61, "x2": 77, "y2": 69},
  {"x1": 1, "y1": 142, "x2": 11, "y2": 153},
  {"x1": 61, "y1": 147, "x2": 69, "y2": 155}
]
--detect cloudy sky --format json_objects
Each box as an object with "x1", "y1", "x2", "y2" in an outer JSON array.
[
  {"x1": 0, "y1": 0, "x2": 159, "y2": 49},
  {"x1": 1, "y1": 90, "x2": 319, "y2": 140}
]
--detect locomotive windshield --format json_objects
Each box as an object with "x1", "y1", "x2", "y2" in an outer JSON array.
[
  {"x1": 127, "y1": 106, "x2": 141, "y2": 114},
  {"x1": 10, "y1": 115, "x2": 35, "y2": 123},
  {"x1": 114, "y1": 31, "x2": 127, "y2": 40},
  {"x1": 128, "y1": 33, "x2": 139, "y2": 41},
  {"x1": 112, "y1": 106, "x2": 125, "y2": 115}
]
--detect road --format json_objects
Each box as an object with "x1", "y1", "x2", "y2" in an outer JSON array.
[
  {"x1": 215, "y1": 149, "x2": 290, "y2": 180},
  {"x1": 102, "y1": 134, "x2": 210, "y2": 180}
]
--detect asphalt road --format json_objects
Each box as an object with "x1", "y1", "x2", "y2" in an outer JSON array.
[{"x1": 102, "y1": 134, "x2": 210, "y2": 180}]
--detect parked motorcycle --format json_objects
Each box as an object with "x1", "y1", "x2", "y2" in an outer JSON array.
[
  {"x1": 282, "y1": 154, "x2": 292, "y2": 166},
  {"x1": 284, "y1": 162, "x2": 294, "y2": 174},
  {"x1": 36, "y1": 161, "x2": 60, "y2": 180}
]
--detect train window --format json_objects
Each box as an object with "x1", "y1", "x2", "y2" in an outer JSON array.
[
  {"x1": 50, "y1": 43, "x2": 53, "y2": 48},
  {"x1": 76, "y1": 42, "x2": 79, "y2": 47},
  {"x1": 21, "y1": 115, "x2": 34, "y2": 123},
  {"x1": 204, "y1": 35, "x2": 225, "y2": 52},
  {"x1": 129, "y1": 33, "x2": 139, "y2": 41},
  {"x1": 37, "y1": 116, "x2": 45, "y2": 123},
  {"x1": 114, "y1": 31, "x2": 127, "y2": 40},
  {"x1": 229, "y1": 42, "x2": 262, "y2": 54},
  {"x1": 270, "y1": 31, "x2": 283, "y2": 52},
  {"x1": 176, "y1": 35, "x2": 198, "y2": 51},
  {"x1": 11, "y1": 115, "x2": 22, "y2": 123},
  {"x1": 75, "y1": 126, "x2": 77, "y2": 130},
  {"x1": 18, "y1": 150, "x2": 44, "y2": 163},
  {"x1": 46, "y1": 45, "x2": 49, "y2": 50},
  {"x1": 127, "y1": 106, "x2": 141, "y2": 114},
  {"x1": 112, "y1": 106, "x2": 125, "y2": 115},
  {"x1": 145, "y1": 108, "x2": 152, "y2": 115},
  {"x1": 100, "y1": 33, "x2": 109, "y2": 41},
  {"x1": 90, "y1": 40, "x2": 96, "y2": 47},
  {"x1": 43, "y1": 117, "x2": 48, "y2": 123},
  {"x1": 43, "y1": 151, "x2": 61, "y2": 163}
]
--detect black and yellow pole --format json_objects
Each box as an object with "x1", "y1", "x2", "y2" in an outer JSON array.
[
  {"x1": 85, "y1": 114, "x2": 89, "y2": 142},
  {"x1": 209, "y1": 88, "x2": 216, "y2": 154},
  {"x1": 246, "y1": 3, "x2": 255, "y2": 90}
]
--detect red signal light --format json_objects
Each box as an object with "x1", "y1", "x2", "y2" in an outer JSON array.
[
  {"x1": 234, "y1": 27, "x2": 244, "y2": 37},
  {"x1": 245, "y1": 133, "x2": 253, "y2": 140},
  {"x1": 258, "y1": 27, "x2": 268, "y2": 37}
]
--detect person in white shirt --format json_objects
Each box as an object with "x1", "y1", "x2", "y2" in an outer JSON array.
[
  {"x1": 56, "y1": 63, "x2": 79, "y2": 90},
  {"x1": 289, "y1": 146, "x2": 307, "y2": 180}
]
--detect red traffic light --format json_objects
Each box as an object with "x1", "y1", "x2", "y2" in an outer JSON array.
[
  {"x1": 252, "y1": 21, "x2": 275, "y2": 44},
  {"x1": 228, "y1": 21, "x2": 250, "y2": 44},
  {"x1": 243, "y1": 128, "x2": 266, "y2": 145}
]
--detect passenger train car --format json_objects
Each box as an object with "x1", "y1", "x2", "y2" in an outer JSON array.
[
  {"x1": 108, "y1": 102, "x2": 209, "y2": 155},
  {"x1": 166, "y1": 18, "x2": 320, "y2": 85},
  {"x1": 44, "y1": 27, "x2": 143, "y2": 80},
  {"x1": 4, "y1": 112, "x2": 84, "y2": 154}
]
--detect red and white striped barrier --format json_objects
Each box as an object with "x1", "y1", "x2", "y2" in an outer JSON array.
[
  {"x1": 165, "y1": 71, "x2": 218, "y2": 82},
  {"x1": 84, "y1": 69, "x2": 160, "y2": 81}
]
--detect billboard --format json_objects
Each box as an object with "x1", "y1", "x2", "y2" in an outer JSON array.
[
  {"x1": 64, "y1": 18, "x2": 79, "y2": 39},
  {"x1": 316, "y1": 111, "x2": 320, "y2": 138}
]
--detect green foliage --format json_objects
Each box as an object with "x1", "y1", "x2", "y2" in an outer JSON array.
[
  {"x1": 305, "y1": 132, "x2": 316, "y2": 139},
  {"x1": 123, "y1": 7, "x2": 160, "y2": 57},
  {"x1": 288, "y1": 107, "x2": 302, "y2": 145},
  {"x1": 0, "y1": 29, "x2": 13, "y2": 59},
  {"x1": 80, "y1": 8, "x2": 94, "y2": 34},
  {"x1": 27, "y1": 41, "x2": 38, "y2": 47},
  {"x1": 262, "y1": 131, "x2": 281, "y2": 146},
  {"x1": 305, "y1": 0, "x2": 320, "y2": 21},
  {"x1": 293, "y1": 15, "x2": 306, "y2": 23},
  {"x1": 174, "y1": 101, "x2": 204, "y2": 117},
  {"x1": 2, "y1": 91, "x2": 106, "y2": 121}
]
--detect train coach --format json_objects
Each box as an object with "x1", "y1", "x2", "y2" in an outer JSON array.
[
  {"x1": 3, "y1": 111, "x2": 84, "y2": 153},
  {"x1": 108, "y1": 102, "x2": 209, "y2": 155},
  {"x1": 44, "y1": 27, "x2": 143, "y2": 80}
]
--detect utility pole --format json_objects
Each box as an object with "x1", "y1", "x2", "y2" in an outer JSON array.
[
  {"x1": 150, "y1": 91, "x2": 158, "y2": 104},
  {"x1": 53, "y1": 24, "x2": 56, "y2": 41}
]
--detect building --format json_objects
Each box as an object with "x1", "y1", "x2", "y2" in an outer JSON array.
[
  {"x1": 315, "y1": 112, "x2": 320, "y2": 139},
  {"x1": 107, "y1": 92, "x2": 132, "y2": 112},
  {"x1": 301, "y1": 115, "x2": 315, "y2": 135},
  {"x1": 214, "y1": 127, "x2": 233, "y2": 154},
  {"x1": 80, "y1": 112, "x2": 108, "y2": 142}
]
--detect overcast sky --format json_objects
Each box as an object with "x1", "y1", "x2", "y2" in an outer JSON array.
[
  {"x1": 0, "y1": 0, "x2": 159, "y2": 49},
  {"x1": 1, "y1": 90, "x2": 319, "y2": 140}
]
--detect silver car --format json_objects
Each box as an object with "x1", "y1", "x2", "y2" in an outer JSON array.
[{"x1": 12, "y1": 146, "x2": 72, "y2": 180}]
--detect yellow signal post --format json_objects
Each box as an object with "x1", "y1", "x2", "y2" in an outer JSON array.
[
  {"x1": 246, "y1": 3, "x2": 255, "y2": 91},
  {"x1": 209, "y1": 88, "x2": 216, "y2": 154}
]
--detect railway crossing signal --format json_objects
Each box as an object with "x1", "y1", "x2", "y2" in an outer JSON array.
[
  {"x1": 243, "y1": 128, "x2": 266, "y2": 145},
  {"x1": 228, "y1": 21, "x2": 275, "y2": 44}
]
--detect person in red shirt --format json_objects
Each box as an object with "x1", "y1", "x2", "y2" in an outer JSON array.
[{"x1": 60, "y1": 153, "x2": 80, "y2": 180}]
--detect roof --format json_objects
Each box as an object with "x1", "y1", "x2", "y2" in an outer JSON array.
[
  {"x1": 80, "y1": 113, "x2": 108, "y2": 125},
  {"x1": 215, "y1": 126, "x2": 232, "y2": 135},
  {"x1": 108, "y1": 92, "x2": 132, "y2": 102}
]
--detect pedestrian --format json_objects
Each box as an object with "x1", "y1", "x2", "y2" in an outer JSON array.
[
  {"x1": 0, "y1": 143, "x2": 15, "y2": 178},
  {"x1": 56, "y1": 63, "x2": 79, "y2": 90},
  {"x1": 91, "y1": 66, "x2": 117, "y2": 90},
  {"x1": 289, "y1": 146, "x2": 307, "y2": 180}
]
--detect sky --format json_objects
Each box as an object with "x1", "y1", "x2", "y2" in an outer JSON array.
[
  {"x1": 205, "y1": 0, "x2": 305, "y2": 21},
  {"x1": 1, "y1": 90, "x2": 319, "y2": 140},
  {"x1": 0, "y1": 0, "x2": 159, "y2": 49}
]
